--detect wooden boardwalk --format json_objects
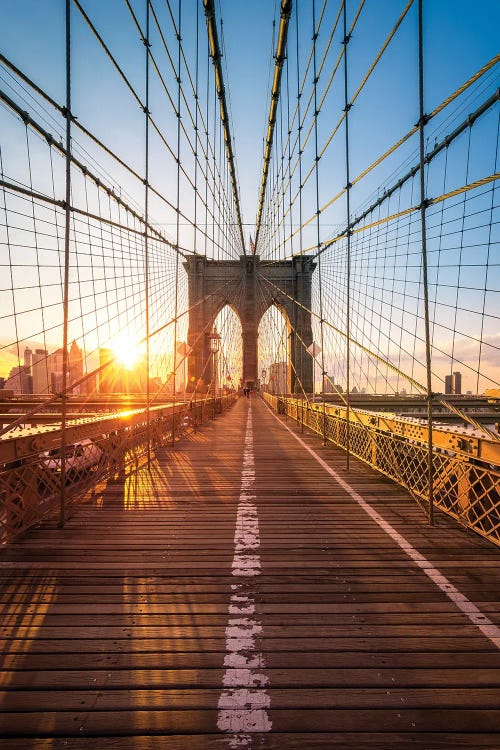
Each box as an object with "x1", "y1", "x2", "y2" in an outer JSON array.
[{"x1": 1, "y1": 395, "x2": 500, "y2": 748}]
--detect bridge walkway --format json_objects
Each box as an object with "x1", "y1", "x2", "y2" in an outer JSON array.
[{"x1": 1, "y1": 396, "x2": 500, "y2": 748}]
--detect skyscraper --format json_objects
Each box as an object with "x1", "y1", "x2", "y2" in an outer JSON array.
[
  {"x1": 48, "y1": 348, "x2": 65, "y2": 394},
  {"x1": 32, "y1": 349, "x2": 49, "y2": 394},
  {"x1": 24, "y1": 347, "x2": 32, "y2": 371},
  {"x1": 445, "y1": 371, "x2": 462, "y2": 395},
  {"x1": 6, "y1": 366, "x2": 23, "y2": 394},
  {"x1": 69, "y1": 340, "x2": 84, "y2": 394},
  {"x1": 22, "y1": 347, "x2": 33, "y2": 393}
]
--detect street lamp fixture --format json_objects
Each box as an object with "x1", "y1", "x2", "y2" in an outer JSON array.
[
  {"x1": 208, "y1": 327, "x2": 221, "y2": 398},
  {"x1": 209, "y1": 327, "x2": 221, "y2": 353}
]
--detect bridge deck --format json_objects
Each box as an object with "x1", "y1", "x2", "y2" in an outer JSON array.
[{"x1": 1, "y1": 396, "x2": 500, "y2": 748}]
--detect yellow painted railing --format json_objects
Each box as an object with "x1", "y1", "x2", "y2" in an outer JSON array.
[{"x1": 263, "y1": 393, "x2": 500, "y2": 548}]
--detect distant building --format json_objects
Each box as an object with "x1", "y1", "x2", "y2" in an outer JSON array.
[
  {"x1": 323, "y1": 375, "x2": 342, "y2": 394},
  {"x1": 268, "y1": 362, "x2": 287, "y2": 394},
  {"x1": 51, "y1": 371, "x2": 67, "y2": 394},
  {"x1": 21, "y1": 348, "x2": 33, "y2": 393},
  {"x1": 24, "y1": 347, "x2": 32, "y2": 372},
  {"x1": 99, "y1": 348, "x2": 115, "y2": 394},
  {"x1": 21, "y1": 373, "x2": 33, "y2": 394},
  {"x1": 4, "y1": 348, "x2": 34, "y2": 394},
  {"x1": 32, "y1": 349, "x2": 50, "y2": 394},
  {"x1": 48, "y1": 348, "x2": 65, "y2": 374},
  {"x1": 86, "y1": 372, "x2": 98, "y2": 395},
  {"x1": 46, "y1": 348, "x2": 66, "y2": 394},
  {"x1": 69, "y1": 340, "x2": 84, "y2": 394},
  {"x1": 5, "y1": 366, "x2": 23, "y2": 394},
  {"x1": 445, "y1": 371, "x2": 462, "y2": 395}
]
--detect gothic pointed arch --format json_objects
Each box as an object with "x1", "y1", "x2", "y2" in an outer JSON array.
[{"x1": 184, "y1": 254, "x2": 315, "y2": 392}]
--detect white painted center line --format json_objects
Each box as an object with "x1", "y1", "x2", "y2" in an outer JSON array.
[
  {"x1": 266, "y1": 401, "x2": 500, "y2": 650},
  {"x1": 217, "y1": 404, "x2": 272, "y2": 746}
]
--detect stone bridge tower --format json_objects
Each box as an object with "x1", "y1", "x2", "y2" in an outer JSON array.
[{"x1": 183, "y1": 254, "x2": 316, "y2": 393}]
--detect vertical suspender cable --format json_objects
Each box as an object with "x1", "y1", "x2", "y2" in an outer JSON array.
[
  {"x1": 343, "y1": 0, "x2": 352, "y2": 470},
  {"x1": 173, "y1": 0, "x2": 182, "y2": 442},
  {"x1": 192, "y1": 0, "x2": 200, "y2": 412},
  {"x1": 311, "y1": 0, "x2": 326, "y2": 445},
  {"x1": 144, "y1": 0, "x2": 151, "y2": 466},
  {"x1": 286, "y1": 42, "x2": 296, "y2": 395},
  {"x1": 295, "y1": 6, "x2": 306, "y2": 404},
  {"x1": 418, "y1": 0, "x2": 434, "y2": 524},
  {"x1": 193, "y1": 0, "x2": 199, "y2": 257},
  {"x1": 59, "y1": 0, "x2": 71, "y2": 528}
]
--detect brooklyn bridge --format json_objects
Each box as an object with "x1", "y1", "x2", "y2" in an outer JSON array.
[{"x1": 0, "y1": 0, "x2": 499, "y2": 746}]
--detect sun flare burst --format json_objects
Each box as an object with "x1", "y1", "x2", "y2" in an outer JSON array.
[{"x1": 110, "y1": 334, "x2": 144, "y2": 370}]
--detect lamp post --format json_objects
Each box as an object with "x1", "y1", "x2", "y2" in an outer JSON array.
[{"x1": 208, "y1": 327, "x2": 221, "y2": 397}]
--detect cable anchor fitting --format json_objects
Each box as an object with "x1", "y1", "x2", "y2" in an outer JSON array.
[{"x1": 415, "y1": 113, "x2": 430, "y2": 127}]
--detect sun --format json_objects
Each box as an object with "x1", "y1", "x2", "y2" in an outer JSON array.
[{"x1": 111, "y1": 334, "x2": 144, "y2": 370}]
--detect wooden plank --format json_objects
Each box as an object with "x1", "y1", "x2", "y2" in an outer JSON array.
[
  {"x1": 1, "y1": 708, "x2": 500, "y2": 734},
  {"x1": 3, "y1": 667, "x2": 500, "y2": 690},
  {"x1": 2, "y1": 735, "x2": 500, "y2": 750},
  {"x1": 3, "y1": 650, "x2": 500, "y2": 672},
  {"x1": 3, "y1": 687, "x2": 500, "y2": 713}
]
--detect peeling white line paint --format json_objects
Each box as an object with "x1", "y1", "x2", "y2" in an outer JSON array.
[
  {"x1": 217, "y1": 404, "x2": 271, "y2": 744},
  {"x1": 266, "y1": 401, "x2": 500, "y2": 650}
]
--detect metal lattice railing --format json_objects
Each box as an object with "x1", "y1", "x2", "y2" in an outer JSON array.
[
  {"x1": 264, "y1": 393, "x2": 500, "y2": 548},
  {"x1": 0, "y1": 394, "x2": 237, "y2": 544}
]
